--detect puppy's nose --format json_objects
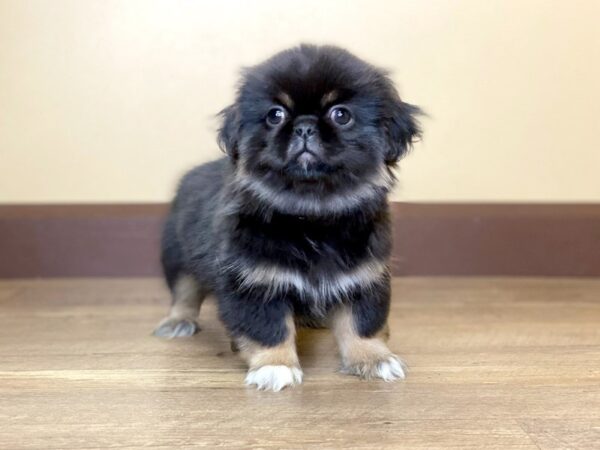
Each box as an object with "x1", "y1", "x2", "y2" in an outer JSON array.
[{"x1": 293, "y1": 117, "x2": 317, "y2": 139}]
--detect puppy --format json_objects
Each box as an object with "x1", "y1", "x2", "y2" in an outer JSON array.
[{"x1": 153, "y1": 44, "x2": 421, "y2": 391}]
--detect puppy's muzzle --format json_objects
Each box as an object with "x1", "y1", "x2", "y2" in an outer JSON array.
[{"x1": 288, "y1": 116, "x2": 323, "y2": 166}]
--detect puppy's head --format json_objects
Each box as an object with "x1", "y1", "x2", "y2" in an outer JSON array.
[{"x1": 219, "y1": 45, "x2": 421, "y2": 216}]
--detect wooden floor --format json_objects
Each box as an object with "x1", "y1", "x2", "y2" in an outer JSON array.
[{"x1": 0, "y1": 278, "x2": 599, "y2": 449}]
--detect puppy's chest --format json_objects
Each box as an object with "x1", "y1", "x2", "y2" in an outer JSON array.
[
  {"x1": 236, "y1": 213, "x2": 372, "y2": 269},
  {"x1": 229, "y1": 214, "x2": 385, "y2": 300}
]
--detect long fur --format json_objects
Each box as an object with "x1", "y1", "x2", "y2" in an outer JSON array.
[{"x1": 161, "y1": 44, "x2": 421, "y2": 348}]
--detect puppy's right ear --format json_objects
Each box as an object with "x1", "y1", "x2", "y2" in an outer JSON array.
[{"x1": 217, "y1": 105, "x2": 240, "y2": 160}]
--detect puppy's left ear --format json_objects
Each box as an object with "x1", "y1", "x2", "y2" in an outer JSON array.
[
  {"x1": 384, "y1": 100, "x2": 422, "y2": 164},
  {"x1": 217, "y1": 105, "x2": 241, "y2": 160}
]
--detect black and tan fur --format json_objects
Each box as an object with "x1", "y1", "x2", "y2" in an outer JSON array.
[{"x1": 153, "y1": 45, "x2": 421, "y2": 391}]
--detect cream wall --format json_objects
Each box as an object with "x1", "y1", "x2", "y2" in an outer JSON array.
[{"x1": 1, "y1": 0, "x2": 599, "y2": 203}]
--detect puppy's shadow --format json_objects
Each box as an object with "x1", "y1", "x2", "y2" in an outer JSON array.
[{"x1": 296, "y1": 326, "x2": 338, "y2": 368}]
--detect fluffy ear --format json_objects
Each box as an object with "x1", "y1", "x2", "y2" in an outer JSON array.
[
  {"x1": 217, "y1": 105, "x2": 241, "y2": 160},
  {"x1": 384, "y1": 101, "x2": 422, "y2": 164}
]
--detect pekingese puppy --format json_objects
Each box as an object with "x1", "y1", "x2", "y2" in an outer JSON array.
[{"x1": 153, "y1": 44, "x2": 422, "y2": 391}]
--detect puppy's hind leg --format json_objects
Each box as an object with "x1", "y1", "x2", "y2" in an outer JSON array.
[{"x1": 153, "y1": 275, "x2": 206, "y2": 338}]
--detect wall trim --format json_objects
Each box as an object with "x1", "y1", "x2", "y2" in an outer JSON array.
[
  {"x1": 1, "y1": 203, "x2": 599, "y2": 278},
  {"x1": 390, "y1": 203, "x2": 600, "y2": 276}
]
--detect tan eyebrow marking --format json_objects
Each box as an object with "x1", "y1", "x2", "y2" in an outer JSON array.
[
  {"x1": 321, "y1": 90, "x2": 339, "y2": 107},
  {"x1": 276, "y1": 92, "x2": 294, "y2": 109}
]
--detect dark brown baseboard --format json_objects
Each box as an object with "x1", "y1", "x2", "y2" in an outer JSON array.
[
  {"x1": 389, "y1": 203, "x2": 600, "y2": 276},
  {"x1": 0, "y1": 204, "x2": 167, "y2": 278},
  {"x1": 0, "y1": 203, "x2": 599, "y2": 278}
]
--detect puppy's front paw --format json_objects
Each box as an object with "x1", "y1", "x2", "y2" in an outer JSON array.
[
  {"x1": 343, "y1": 354, "x2": 407, "y2": 382},
  {"x1": 245, "y1": 365, "x2": 303, "y2": 392},
  {"x1": 152, "y1": 317, "x2": 200, "y2": 338}
]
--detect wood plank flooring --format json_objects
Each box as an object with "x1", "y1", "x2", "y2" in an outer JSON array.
[{"x1": 0, "y1": 277, "x2": 599, "y2": 449}]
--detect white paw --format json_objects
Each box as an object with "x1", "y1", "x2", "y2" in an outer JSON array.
[
  {"x1": 373, "y1": 355, "x2": 407, "y2": 381},
  {"x1": 343, "y1": 354, "x2": 407, "y2": 381},
  {"x1": 244, "y1": 365, "x2": 303, "y2": 392}
]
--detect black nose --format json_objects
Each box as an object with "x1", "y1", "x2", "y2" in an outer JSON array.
[{"x1": 293, "y1": 117, "x2": 316, "y2": 139}]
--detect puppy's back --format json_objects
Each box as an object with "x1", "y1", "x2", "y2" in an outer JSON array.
[{"x1": 166, "y1": 157, "x2": 232, "y2": 284}]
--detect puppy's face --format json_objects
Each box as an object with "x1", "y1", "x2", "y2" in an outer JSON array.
[{"x1": 219, "y1": 45, "x2": 421, "y2": 216}]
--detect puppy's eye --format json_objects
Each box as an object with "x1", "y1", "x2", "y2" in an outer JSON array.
[
  {"x1": 266, "y1": 107, "x2": 287, "y2": 126},
  {"x1": 329, "y1": 106, "x2": 353, "y2": 127}
]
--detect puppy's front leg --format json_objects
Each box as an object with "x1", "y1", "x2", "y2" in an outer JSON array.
[
  {"x1": 331, "y1": 303, "x2": 406, "y2": 382},
  {"x1": 221, "y1": 291, "x2": 302, "y2": 392},
  {"x1": 235, "y1": 314, "x2": 302, "y2": 392}
]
